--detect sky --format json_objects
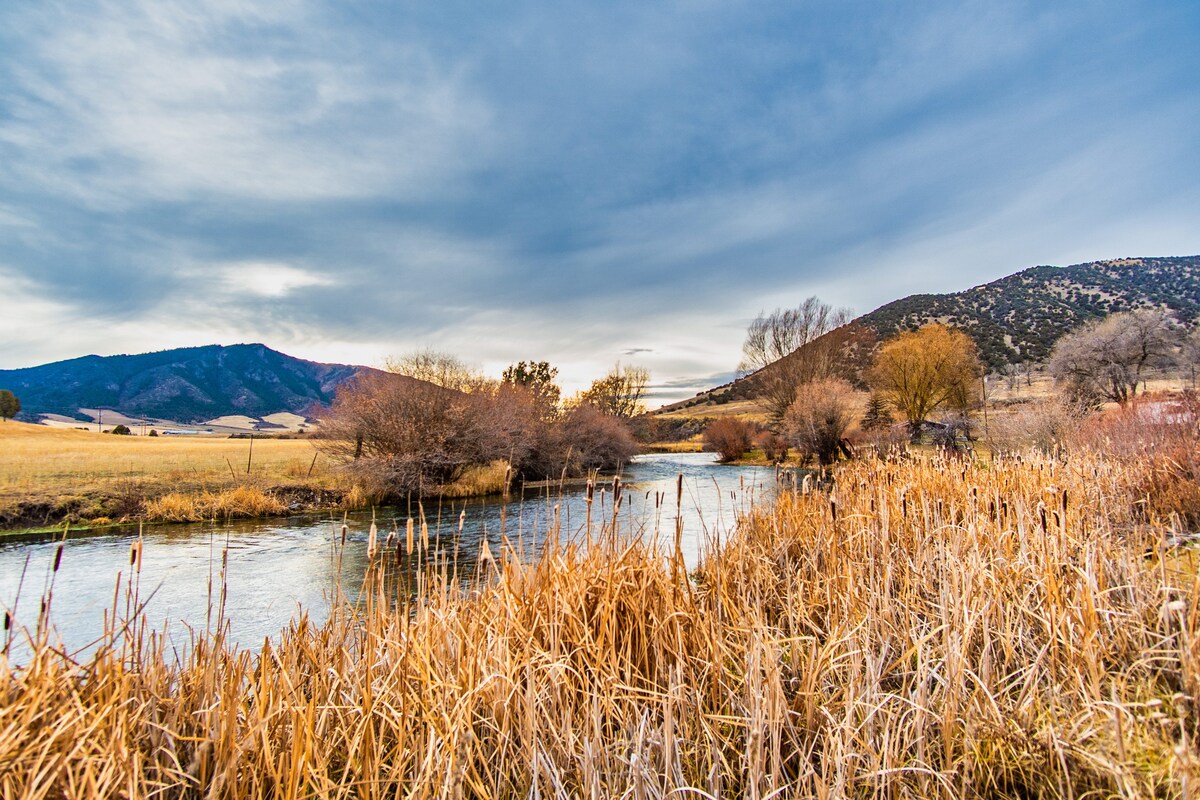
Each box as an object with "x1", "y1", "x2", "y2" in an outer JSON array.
[{"x1": 1, "y1": 1, "x2": 1198, "y2": 406}]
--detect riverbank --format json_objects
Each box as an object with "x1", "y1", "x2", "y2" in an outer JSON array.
[
  {"x1": 0, "y1": 421, "x2": 707, "y2": 535},
  {"x1": 2, "y1": 449, "x2": 1195, "y2": 796}
]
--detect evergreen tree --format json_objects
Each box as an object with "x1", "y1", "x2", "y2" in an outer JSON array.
[{"x1": 861, "y1": 393, "x2": 893, "y2": 430}]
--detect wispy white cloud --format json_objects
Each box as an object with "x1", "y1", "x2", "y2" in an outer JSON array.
[{"x1": 1, "y1": 0, "x2": 494, "y2": 206}]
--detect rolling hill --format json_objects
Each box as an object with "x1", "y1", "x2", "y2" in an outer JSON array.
[
  {"x1": 658, "y1": 255, "x2": 1200, "y2": 413},
  {"x1": 0, "y1": 343, "x2": 378, "y2": 423}
]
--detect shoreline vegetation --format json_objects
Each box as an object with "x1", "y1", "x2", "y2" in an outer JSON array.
[
  {"x1": 2, "y1": 446, "x2": 1197, "y2": 795},
  {"x1": 0, "y1": 421, "x2": 657, "y2": 536}
]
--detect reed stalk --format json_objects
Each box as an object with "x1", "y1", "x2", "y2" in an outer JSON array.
[{"x1": 0, "y1": 450, "x2": 1196, "y2": 797}]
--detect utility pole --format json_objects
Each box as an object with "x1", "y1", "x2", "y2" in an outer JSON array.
[{"x1": 980, "y1": 374, "x2": 990, "y2": 443}]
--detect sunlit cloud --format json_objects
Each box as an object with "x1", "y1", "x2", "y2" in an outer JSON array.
[{"x1": 219, "y1": 263, "x2": 335, "y2": 298}]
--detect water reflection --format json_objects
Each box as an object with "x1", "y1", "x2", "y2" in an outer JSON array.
[{"x1": 0, "y1": 452, "x2": 773, "y2": 659}]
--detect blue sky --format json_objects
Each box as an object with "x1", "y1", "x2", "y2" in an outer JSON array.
[{"x1": 1, "y1": 1, "x2": 1198, "y2": 404}]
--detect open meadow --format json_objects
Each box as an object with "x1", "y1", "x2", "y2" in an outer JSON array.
[{"x1": 0, "y1": 422, "x2": 343, "y2": 530}]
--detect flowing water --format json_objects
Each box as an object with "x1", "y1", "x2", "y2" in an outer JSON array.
[{"x1": 0, "y1": 452, "x2": 776, "y2": 661}]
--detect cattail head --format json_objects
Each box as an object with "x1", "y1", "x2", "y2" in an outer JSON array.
[{"x1": 478, "y1": 536, "x2": 494, "y2": 572}]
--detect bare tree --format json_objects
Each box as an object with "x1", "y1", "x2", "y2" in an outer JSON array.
[
  {"x1": 1179, "y1": 325, "x2": 1200, "y2": 389},
  {"x1": 1049, "y1": 309, "x2": 1181, "y2": 406},
  {"x1": 384, "y1": 349, "x2": 488, "y2": 392},
  {"x1": 739, "y1": 297, "x2": 852, "y2": 425},
  {"x1": 738, "y1": 297, "x2": 852, "y2": 375},
  {"x1": 575, "y1": 363, "x2": 650, "y2": 418},
  {"x1": 784, "y1": 379, "x2": 857, "y2": 465}
]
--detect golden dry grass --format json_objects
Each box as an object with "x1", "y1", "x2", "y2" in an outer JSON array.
[
  {"x1": 437, "y1": 460, "x2": 512, "y2": 499},
  {"x1": 641, "y1": 438, "x2": 706, "y2": 453},
  {"x1": 142, "y1": 486, "x2": 289, "y2": 522},
  {"x1": 987, "y1": 371, "x2": 1189, "y2": 405},
  {"x1": 0, "y1": 421, "x2": 332, "y2": 495},
  {"x1": 0, "y1": 448, "x2": 1197, "y2": 797},
  {"x1": 0, "y1": 421, "x2": 341, "y2": 526},
  {"x1": 653, "y1": 397, "x2": 772, "y2": 422}
]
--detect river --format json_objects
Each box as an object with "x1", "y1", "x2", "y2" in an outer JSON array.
[{"x1": 0, "y1": 452, "x2": 776, "y2": 661}]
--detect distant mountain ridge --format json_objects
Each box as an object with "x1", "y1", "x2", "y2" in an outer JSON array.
[
  {"x1": 657, "y1": 255, "x2": 1200, "y2": 412},
  {"x1": 0, "y1": 343, "x2": 377, "y2": 422}
]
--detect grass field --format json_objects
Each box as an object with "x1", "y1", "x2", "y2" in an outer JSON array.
[
  {"x1": 653, "y1": 397, "x2": 771, "y2": 421},
  {"x1": 0, "y1": 421, "x2": 341, "y2": 529},
  {"x1": 1, "y1": 448, "x2": 1196, "y2": 797}
]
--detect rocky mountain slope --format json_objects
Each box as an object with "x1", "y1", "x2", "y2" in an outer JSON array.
[{"x1": 858, "y1": 255, "x2": 1200, "y2": 370}]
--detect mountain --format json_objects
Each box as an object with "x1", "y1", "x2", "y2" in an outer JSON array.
[
  {"x1": 657, "y1": 255, "x2": 1200, "y2": 413},
  {"x1": 857, "y1": 255, "x2": 1200, "y2": 370},
  {"x1": 0, "y1": 344, "x2": 377, "y2": 422}
]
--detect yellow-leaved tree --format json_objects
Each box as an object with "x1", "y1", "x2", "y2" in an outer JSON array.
[{"x1": 869, "y1": 323, "x2": 980, "y2": 438}]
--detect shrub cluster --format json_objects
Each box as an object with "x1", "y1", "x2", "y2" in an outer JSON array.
[
  {"x1": 1069, "y1": 392, "x2": 1200, "y2": 526},
  {"x1": 703, "y1": 418, "x2": 755, "y2": 462},
  {"x1": 320, "y1": 372, "x2": 637, "y2": 497}
]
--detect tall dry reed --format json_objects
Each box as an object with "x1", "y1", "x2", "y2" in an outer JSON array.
[
  {"x1": 142, "y1": 485, "x2": 287, "y2": 522},
  {"x1": 0, "y1": 450, "x2": 1196, "y2": 798}
]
